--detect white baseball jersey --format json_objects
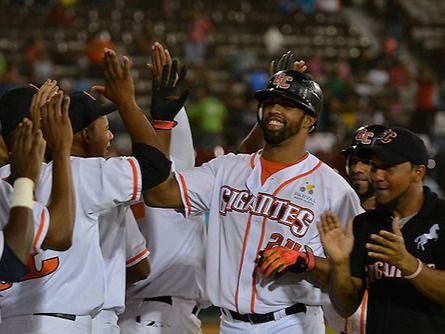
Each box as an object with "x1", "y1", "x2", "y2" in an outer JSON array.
[
  {"x1": 0, "y1": 180, "x2": 50, "y2": 254},
  {"x1": 98, "y1": 206, "x2": 149, "y2": 313},
  {"x1": 0, "y1": 156, "x2": 141, "y2": 318},
  {"x1": 176, "y1": 151, "x2": 363, "y2": 314}
]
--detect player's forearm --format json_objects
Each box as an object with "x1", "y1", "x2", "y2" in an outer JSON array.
[
  {"x1": 143, "y1": 176, "x2": 184, "y2": 209},
  {"x1": 407, "y1": 265, "x2": 445, "y2": 305},
  {"x1": 303, "y1": 256, "x2": 330, "y2": 290},
  {"x1": 45, "y1": 151, "x2": 74, "y2": 251},
  {"x1": 4, "y1": 207, "x2": 34, "y2": 264},
  {"x1": 155, "y1": 129, "x2": 172, "y2": 157},
  {"x1": 126, "y1": 259, "x2": 151, "y2": 286},
  {"x1": 328, "y1": 262, "x2": 363, "y2": 318},
  {"x1": 117, "y1": 101, "x2": 161, "y2": 149}
]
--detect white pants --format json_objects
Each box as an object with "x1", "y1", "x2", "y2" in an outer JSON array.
[
  {"x1": 92, "y1": 309, "x2": 120, "y2": 334},
  {"x1": 220, "y1": 306, "x2": 325, "y2": 334},
  {"x1": 119, "y1": 297, "x2": 202, "y2": 334},
  {"x1": 0, "y1": 313, "x2": 92, "y2": 334}
]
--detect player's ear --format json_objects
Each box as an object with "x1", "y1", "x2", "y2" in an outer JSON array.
[
  {"x1": 81, "y1": 128, "x2": 90, "y2": 144},
  {"x1": 412, "y1": 164, "x2": 426, "y2": 181},
  {"x1": 303, "y1": 114, "x2": 316, "y2": 131}
]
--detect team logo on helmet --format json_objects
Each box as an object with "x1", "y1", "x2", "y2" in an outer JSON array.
[
  {"x1": 272, "y1": 73, "x2": 293, "y2": 89},
  {"x1": 354, "y1": 129, "x2": 377, "y2": 145},
  {"x1": 379, "y1": 129, "x2": 398, "y2": 144}
]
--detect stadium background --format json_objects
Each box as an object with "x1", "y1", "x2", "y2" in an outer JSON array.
[{"x1": 0, "y1": 0, "x2": 444, "y2": 332}]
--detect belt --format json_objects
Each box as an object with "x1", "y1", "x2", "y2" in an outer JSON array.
[
  {"x1": 224, "y1": 303, "x2": 307, "y2": 324},
  {"x1": 142, "y1": 296, "x2": 200, "y2": 315},
  {"x1": 34, "y1": 313, "x2": 76, "y2": 321}
]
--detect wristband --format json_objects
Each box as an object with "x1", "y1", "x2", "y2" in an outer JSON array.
[
  {"x1": 152, "y1": 120, "x2": 178, "y2": 130},
  {"x1": 11, "y1": 177, "x2": 34, "y2": 209},
  {"x1": 404, "y1": 258, "x2": 423, "y2": 280}
]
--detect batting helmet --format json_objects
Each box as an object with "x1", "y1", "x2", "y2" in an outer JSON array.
[
  {"x1": 342, "y1": 124, "x2": 388, "y2": 156},
  {"x1": 254, "y1": 70, "x2": 323, "y2": 118}
]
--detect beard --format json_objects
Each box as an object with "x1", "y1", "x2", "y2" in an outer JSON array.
[{"x1": 260, "y1": 115, "x2": 304, "y2": 145}]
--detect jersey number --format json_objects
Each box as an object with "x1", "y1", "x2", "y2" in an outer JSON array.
[
  {"x1": 265, "y1": 232, "x2": 302, "y2": 251},
  {"x1": 0, "y1": 254, "x2": 59, "y2": 291}
]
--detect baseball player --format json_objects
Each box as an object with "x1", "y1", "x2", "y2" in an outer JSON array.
[
  {"x1": 119, "y1": 41, "x2": 207, "y2": 334},
  {"x1": 319, "y1": 127, "x2": 445, "y2": 334},
  {"x1": 0, "y1": 118, "x2": 49, "y2": 282},
  {"x1": 121, "y1": 64, "x2": 363, "y2": 333},
  {"x1": 0, "y1": 49, "x2": 173, "y2": 333}
]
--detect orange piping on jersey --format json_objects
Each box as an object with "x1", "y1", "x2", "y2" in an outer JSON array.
[
  {"x1": 250, "y1": 152, "x2": 257, "y2": 169},
  {"x1": 32, "y1": 209, "x2": 46, "y2": 253},
  {"x1": 250, "y1": 159, "x2": 323, "y2": 312},
  {"x1": 177, "y1": 173, "x2": 192, "y2": 216},
  {"x1": 131, "y1": 202, "x2": 146, "y2": 220},
  {"x1": 234, "y1": 214, "x2": 253, "y2": 313},
  {"x1": 126, "y1": 248, "x2": 149, "y2": 267},
  {"x1": 127, "y1": 158, "x2": 139, "y2": 201},
  {"x1": 360, "y1": 289, "x2": 368, "y2": 334}
]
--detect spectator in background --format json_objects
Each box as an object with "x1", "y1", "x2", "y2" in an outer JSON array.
[
  {"x1": 187, "y1": 85, "x2": 228, "y2": 149},
  {"x1": 184, "y1": 4, "x2": 211, "y2": 66},
  {"x1": 264, "y1": 25, "x2": 284, "y2": 56},
  {"x1": 85, "y1": 31, "x2": 114, "y2": 77},
  {"x1": 410, "y1": 66, "x2": 438, "y2": 136}
]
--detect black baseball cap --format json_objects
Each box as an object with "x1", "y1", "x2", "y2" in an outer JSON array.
[
  {"x1": 69, "y1": 91, "x2": 116, "y2": 133},
  {"x1": 366, "y1": 127, "x2": 429, "y2": 166},
  {"x1": 0, "y1": 84, "x2": 38, "y2": 136}
]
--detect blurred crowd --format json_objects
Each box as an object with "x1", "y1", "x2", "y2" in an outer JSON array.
[{"x1": 0, "y1": 0, "x2": 445, "y2": 192}]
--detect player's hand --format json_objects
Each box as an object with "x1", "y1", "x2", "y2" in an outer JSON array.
[
  {"x1": 30, "y1": 79, "x2": 59, "y2": 130},
  {"x1": 257, "y1": 245, "x2": 315, "y2": 278},
  {"x1": 40, "y1": 91, "x2": 73, "y2": 154},
  {"x1": 149, "y1": 42, "x2": 189, "y2": 122},
  {"x1": 317, "y1": 211, "x2": 354, "y2": 265},
  {"x1": 366, "y1": 214, "x2": 418, "y2": 275},
  {"x1": 269, "y1": 51, "x2": 307, "y2": 75},
  {"x1": 92, "y1": 49, "x2": 136, "y2": 108},
  {"x1": 10, "y1": 118, "x2": 46, "y2": 187}
]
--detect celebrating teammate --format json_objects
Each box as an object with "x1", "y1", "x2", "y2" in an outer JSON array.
[
  {"x1": 119, "y1": 42, "x2": 208, "y2": 334},
  {"x1": 319, "y1": 127, "x2": 445, "y2": 334},
  {"x1": 107, "y1": 49, "x2": 363, "y2": 332}
]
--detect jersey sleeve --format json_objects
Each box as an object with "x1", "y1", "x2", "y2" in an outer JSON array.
[
  {"x1": 80, "y1": 156, "x2": 142, "y2": 215},
  {"x1": 331, "y1": 186, "x2": 364, "y2": 228},
  {"x1": 31, "y1": 201, "x2": 50, "y2": 253},
  {"x1": 125, "y1": 209, "x2": 149, "y2": 267},
  {"x1": 170, "y1": 108, "x2": 195, "y2": 171},
  {"x1": 175, "y1": 157, "x2": 221, "y2": 217}
]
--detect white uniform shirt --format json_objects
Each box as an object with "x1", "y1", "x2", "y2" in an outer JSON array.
[
  {"x1": 0, "y1": 156, "x2": 141, "y2": 318},
  {"x1": 176, "y1": 151, "x2": 363, "y2": 314},
  {"x1": 98, "y1": 206, "x2": 148, "y2": 313}
]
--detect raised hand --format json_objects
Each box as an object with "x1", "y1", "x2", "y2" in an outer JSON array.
[
  {"x1": 270, "y1": 51, "x2": 307, "y2": 75},
  {"x1": 29, "y1": 79, "x2": 59, "y2": 130},
  {"x1": 92, "y1": 49, "x2": 136, "y2": 108},
  {"x1": 366, "y1": 215, "x2": 418, "y2": 275},
  {"x1": 149, "y1": 42, "x2": 188, "y2": 126},
  {"x1": 10, "y1": 119, "x2": 46, "y2": 187},
  {"x1": 40, "y1": 91, "x2": 73, "y2": 154},
  {"x1": 317, "y1": 211, "x2": 354, "y2": 265}
]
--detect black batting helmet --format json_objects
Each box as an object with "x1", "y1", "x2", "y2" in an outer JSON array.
[
  {"x1": 342, "y1": 124, "x2": 388, "y2": 156},
  {"x1": 254, "y1": 70, "x2": 323, "y2": 118}
]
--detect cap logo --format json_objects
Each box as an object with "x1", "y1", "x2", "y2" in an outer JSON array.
[
  {"x1": 379, "y1": 129, "x2": 397, "y2": 144},
  {"x1": 354, "y1": 129, "x2": 376, "y2": 145},
  {"x1": 272, "y1": 73, "x2": 293, "y2": 89}
]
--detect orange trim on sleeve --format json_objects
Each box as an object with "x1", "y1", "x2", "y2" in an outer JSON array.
[
  {"x1": 177, "y1": 173, "x2": 192, "y2": 216},
  {"x1": 234, "y1": 214, "x2": 253, "y2": 313},
  {"x1": 360, "y1": 289, "x2": 368, "y2": 334},
  {"x1": 249, "y1": 159, "x2": 323, "y2": 312},
  {"x1": 127, "y1": 158, "x2": 139, "y2": 201},
  {"x1": 131, "y1": 202, "x2": 146, "y2": 220},
  {"x1": 32, "y1": 209, "x2": 46, "y2": 253},
  {"x1": 126, "y1": 248, "x2": 149, "y2": 266}
]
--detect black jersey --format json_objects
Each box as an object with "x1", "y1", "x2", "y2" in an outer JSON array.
[{"x1": 350, "y1": 187, "x2": 445, "y2": 334}]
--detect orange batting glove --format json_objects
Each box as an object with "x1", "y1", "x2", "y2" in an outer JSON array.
[{"x1": 258, "y1": 245, "x2": 315, "y2": 278}]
